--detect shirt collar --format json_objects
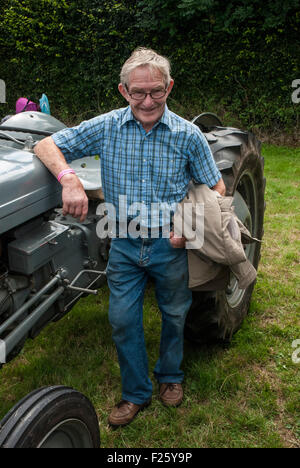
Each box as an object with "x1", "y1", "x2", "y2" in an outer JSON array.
[
  {"x1": 119, "y1": 105, "x2": 172, "y2": 131},
  {"x1": 119, "y1": 106, "x2": 136, "y2": 127},
  {"x1": 158, "y1": 105, "x2": 172, "y2": 130}
]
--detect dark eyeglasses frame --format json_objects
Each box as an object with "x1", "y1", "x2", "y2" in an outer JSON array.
[{"x1": 125, "y1": 85, "x2": 167, "y2": 101}]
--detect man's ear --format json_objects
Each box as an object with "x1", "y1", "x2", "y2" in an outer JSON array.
[
  {"x1": 166, "y1": 79, "x2": 174, "y2": 97},
  {"x1": 118, "y1": 83, "x2": 130, "y2": 102}
]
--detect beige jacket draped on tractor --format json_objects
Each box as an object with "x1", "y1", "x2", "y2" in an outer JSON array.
[{"x1": 173, "y1": 183, "x2": 261, "y2": 291}]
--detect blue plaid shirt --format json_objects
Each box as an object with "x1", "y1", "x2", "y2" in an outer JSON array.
[{"x1": 52, "y1": 105, "x2": 221, "y2": 227}]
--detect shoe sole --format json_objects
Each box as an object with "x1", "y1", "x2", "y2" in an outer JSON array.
[{"x1": 160, "y1": 398, "x2": 183, "y2": 408}]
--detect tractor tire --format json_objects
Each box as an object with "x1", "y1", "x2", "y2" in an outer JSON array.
[
  {"x1": 0, "y1": 386, "x2": 100, "y2": 448},
  {"x1": 184, "y1": 123, "x2": 266, "y2": 344}
]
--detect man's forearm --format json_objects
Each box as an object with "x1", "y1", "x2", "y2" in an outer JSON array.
[
  {"x1": 34, "y1": 136, "x2": 71, "y2": 177},
  {"x1": 34, "y1": 136, "x2": 89, "y2": 221}
]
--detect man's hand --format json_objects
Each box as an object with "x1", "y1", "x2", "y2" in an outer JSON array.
[
  {"x1": 169, "y1": 230, "x2": 186, "y2": 248},
  {"x1": 61, "y1": 173, "x2": 89, "y2": 222},
  {"x1": 212, "y1": 177, "x2": 226, "y2": 196}
]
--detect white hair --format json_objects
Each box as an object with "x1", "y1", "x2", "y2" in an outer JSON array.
[{"x1": 120, "y1": 47, "x2": 172, "y2": 87}]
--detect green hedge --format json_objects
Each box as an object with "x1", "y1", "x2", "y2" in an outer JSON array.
[{"x1": 0, "y1": 0, "x2": 299, "y2": 131}]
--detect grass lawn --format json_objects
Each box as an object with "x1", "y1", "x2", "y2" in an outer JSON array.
[{"x1": 0, "y1": 143, "x2": 299, "y2": 448}]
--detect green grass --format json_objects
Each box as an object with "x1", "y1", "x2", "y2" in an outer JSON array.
[{"x1": 0, "y1": 144, "x2": 299, "y2": 448}]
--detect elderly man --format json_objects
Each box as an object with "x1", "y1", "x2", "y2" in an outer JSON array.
[{"x1": 34, "y1": 47, "x2": 225, "y2": 427}]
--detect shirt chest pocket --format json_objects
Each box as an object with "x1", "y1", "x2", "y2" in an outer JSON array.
[
  {"x1": 151, "y1": 153, "x2": 187, "y2": 182},
  {"x1": 149, "y1": 155, "x2": 174, "y2": 179}
]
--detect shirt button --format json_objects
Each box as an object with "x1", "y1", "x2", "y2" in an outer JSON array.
[{"x1": 142, "y1": 179, "x2": 145, "y2": 182}]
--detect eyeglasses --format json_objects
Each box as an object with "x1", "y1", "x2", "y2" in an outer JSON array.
[{"x1": 125, "y1": 85, "x2": 167, "y2": 101}]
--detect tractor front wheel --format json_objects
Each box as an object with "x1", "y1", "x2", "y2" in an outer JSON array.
[{"x1": 0, "y1": 386, "x2": 100, "y2": 448}]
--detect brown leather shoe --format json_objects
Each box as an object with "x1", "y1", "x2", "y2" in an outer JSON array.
[
  {"x1": 159, "y1": 383, "x2": 183, "y2": 407},
  {"x1": 108, "y1": 399, "x2": 151, "y2": 427}
]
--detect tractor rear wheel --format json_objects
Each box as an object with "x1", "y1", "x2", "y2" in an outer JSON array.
[{"x1": 184, "y1": 121, "x2": 266, "y2": 344}]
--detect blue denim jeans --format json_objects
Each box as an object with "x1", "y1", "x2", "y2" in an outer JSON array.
[{"x1": 107, "y1": 235, "x2": 192, "y2": 405}]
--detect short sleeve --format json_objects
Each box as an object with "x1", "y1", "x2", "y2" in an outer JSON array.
[
  {"x1": 51, "y1": 116, "x2": 104, "y2": 163},
  {"x1": 188, "y1": 127, "x2": 221, "y2": 187}
]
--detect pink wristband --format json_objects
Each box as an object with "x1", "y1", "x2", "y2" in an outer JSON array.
[{"x1": 57, "y1": 168, "x2": 76, "y2": 183}]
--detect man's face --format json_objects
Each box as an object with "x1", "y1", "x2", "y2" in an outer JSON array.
[{"x1": 118, "y1": 66, "x2": 174, "y2": 132}]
